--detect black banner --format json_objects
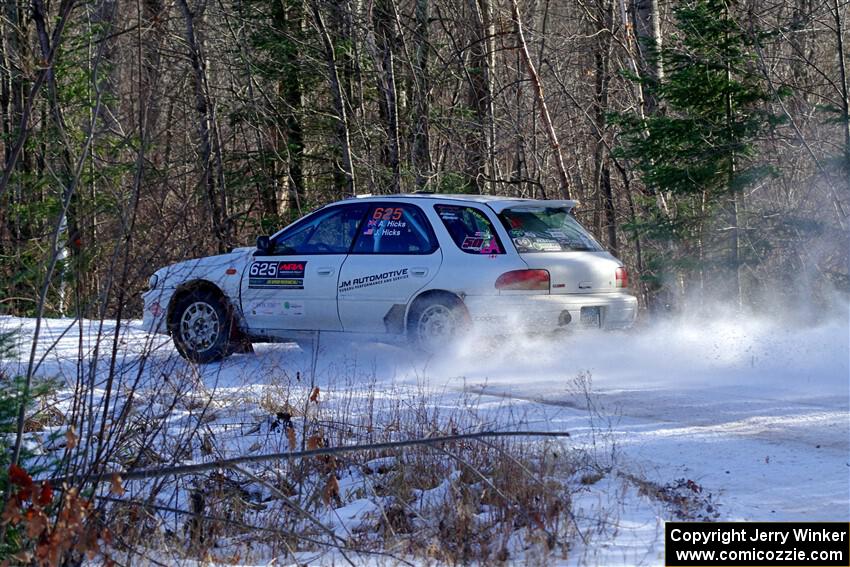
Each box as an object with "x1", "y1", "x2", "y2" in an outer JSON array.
[{"x1": 665, "y1": 522, "x2": 849, "y2": 566}]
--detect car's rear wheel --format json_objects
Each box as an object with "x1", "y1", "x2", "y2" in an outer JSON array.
[
  {"x1": 170, "y1": 289, "x2": 232, "y2": 363},
  {"x1": 408, "y1": 295, "x2": 469, "y2": 353}
]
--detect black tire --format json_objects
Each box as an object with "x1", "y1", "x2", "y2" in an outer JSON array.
[
  {"x1": 169, "y1": 289, "x2": 232, "y2": 363},
  {"x1": 407, "y1": 295, "x2": 469, "y2": 353}
]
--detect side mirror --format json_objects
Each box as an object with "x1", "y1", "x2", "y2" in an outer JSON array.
[{"x1": 256, "y1": 235, "x2": 271, "y2": 255}]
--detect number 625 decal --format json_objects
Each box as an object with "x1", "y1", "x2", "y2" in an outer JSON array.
[{"x1": 372, "y1": 207, "x2": 403, "y2": 221}]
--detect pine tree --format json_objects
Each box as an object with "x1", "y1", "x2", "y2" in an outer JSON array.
[{"x1": 614, "y1": 0, "x2": 783, "y2": 306}]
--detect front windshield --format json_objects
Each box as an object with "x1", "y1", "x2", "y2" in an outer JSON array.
[{"x1": 499, "y1": 207, "x2": 603, "y2": 252}]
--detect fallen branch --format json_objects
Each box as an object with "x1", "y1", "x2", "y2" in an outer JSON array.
[{"x1": 41, "y1": 430, "x2": 569, "y2": 485}]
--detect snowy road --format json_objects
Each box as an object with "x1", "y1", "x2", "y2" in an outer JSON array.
[
  {"x1": 2, "y1": 311, "x2": 848, "y2": 564},
  {"x1": 430, "y1": 315, "x2": 850, "y2": 522}
]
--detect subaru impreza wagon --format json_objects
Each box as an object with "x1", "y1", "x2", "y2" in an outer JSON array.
[{"x1": 142, "y1": 194, "x2": 637, "y2": 361}]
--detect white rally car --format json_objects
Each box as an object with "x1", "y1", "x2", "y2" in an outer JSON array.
[{"x1": 142, "y1": 194, "x2": 637, "y2": 361}]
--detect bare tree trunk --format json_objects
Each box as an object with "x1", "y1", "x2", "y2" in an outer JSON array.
[
  {"x1": 177, "y1": 0, "x2": 230, "y2": 253},
  {"x1": 834, "y1": 0, "x2": 850, "y2": 192},
  {"x1": 724, "y1": 5, "x2": 742, "y2": 309},
  {"x1": 511, "y1": 0, "x2": 571, "y2": 200},
  {"x1": 311, "y1": 0, "x2": 357, "y2": 197},
  {"x1": 632, "y1": 0, "x2": 663, "y2": 114},
  {"x1": 141, "y1": 0, "x2": 166, "y2": 134},
  {"x1": 277, "y1": 0, "x2": 305, "y2": 215},
  {"x1": 483, "y1": 0, "x2": 497, "y2": 192},
  {"x1": 411, "y1": 0, "x2": 431, "y2": 190},
  {"x1": 593, "y1": 0, "x2": 617, "y2": 255},
  {"x1": 0, "y1": 0, "x2": 30, "y2": 313},
  {"x1": 369, "y1": 0, "x2": 402, "y2": 193},
  {"x1": 464, "y1": 0, "x2": 495, "y2": 193},
  {"x1": 512, "y1": 45, "x2": 529, "y2": 197},
  {"x1": 33, "y1": 0, "x2": 81, "y2": 315}
]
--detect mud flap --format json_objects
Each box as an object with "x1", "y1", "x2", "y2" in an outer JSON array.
[
  {"x1": 227, "y1": 316, "x2": 254, "y2": 354},
  {"x1": 383, "y1": 304, "x2": 406, "y2": 334}
]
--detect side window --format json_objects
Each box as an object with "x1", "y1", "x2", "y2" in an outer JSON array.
[
  {"x1": 272, "y1": 204, "x2": 368, "y2": 255},
  {"x1": 352, "y1": 204, "x2": 437, "y2": 255},
  {"x1": 434, "y1": 204, "x2": 504, "y2": 254}
]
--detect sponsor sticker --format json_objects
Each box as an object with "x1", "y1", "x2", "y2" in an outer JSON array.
[
  {"x1": 252, "y1": 301, "x2": 278, "y2": 316},
  {"x1": 479, "y1": 238, "x2": 501, "y2": 254},
  {"x1": 249, "y1": 261, "x2": 307, "y2": 289},
  {"x1": 462, "y1": 234, "x2": 500, "y2": 254},
  {"x1": 251, "y1": 300, "x2": 305, "y2": 316},
  {"x1": 533, "y1": 239, "x2": 561, "y2": 251},
  {"x1": 339, "y1": 268, "x2": 409, "y2": 293},
  {"x1": 461, "y1": 236, "x2": 485, "y2": 251},
  {"x1": 283, "y1": 301, "x2": 305, "y2": 316},
  {"x1": 436, "y1": 205, "x2": 459, "y2": 220}
]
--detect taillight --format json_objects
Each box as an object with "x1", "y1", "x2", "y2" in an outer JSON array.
[
  {"x1": 495, "y1": 269, "x2": 550, "y2": 291},
  {"x1": 615, "y1": 267, "x2": 628, "y2": 288}
]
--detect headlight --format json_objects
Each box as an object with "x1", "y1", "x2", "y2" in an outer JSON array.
[{"x1": 148, "y1": 274, "x2": 159, "y2": 290}]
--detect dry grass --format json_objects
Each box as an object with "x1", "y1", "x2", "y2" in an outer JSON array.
[{"x1": 94, "y1": 365, "x2": 587, "y2": 566}]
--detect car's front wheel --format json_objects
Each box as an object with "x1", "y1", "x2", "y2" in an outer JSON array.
[
  {"x1": 170, "y1": 290, "x2": 232, "y2": 363},
  {"x1": 408, "y1": 295, "x2": 469, "y2": 353}
]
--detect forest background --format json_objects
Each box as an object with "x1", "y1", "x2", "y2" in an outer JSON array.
[{"x1": 0, "y1": 0, "x2": 848, "y2": 319}]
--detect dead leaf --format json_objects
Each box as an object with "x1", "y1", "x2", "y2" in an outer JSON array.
[
  {"x1": 34, "y1": 482, "x2": 53, "y2": 507},
  {"x1": 322, "y1": 475, "x2": 339, "y2": 506},
  {"x1": 110, "y1": 474, "x2": 125, "y2": 497},
  {"x1": 309, "y1": 387, "x2": 320, "y2": 403},
  {"x1": 200, "y1": 433, "x2": 214, "y2": 456},
  {"x1": 306, "y1": 435, "x2": 322, "y2": 451},
  {"x1": 25, "y1": 510, "x2": 47, "y2": 539},
  {"x1": 286, "y1": 426, "x2": 296, "y2": 451},
  {"x1": 9, "y1": 464, "x2": 32, "y2": 489},
  {"x1": 65, "y1": 426, "x2": 78, "y2": 450},
  {"x1": 0, "y1": 498, "x2": 21, "y2": 525}
]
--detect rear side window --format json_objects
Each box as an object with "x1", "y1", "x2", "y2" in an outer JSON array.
[
  {"x1": 499, "y1": 207, "x2": 603, "y2": 252},
  {"x1": 434, "y1": 204, "x2": 504, "y2": 254},
  {"x1": 351, "y1": 204, "x2": 438, "y2": 254}
]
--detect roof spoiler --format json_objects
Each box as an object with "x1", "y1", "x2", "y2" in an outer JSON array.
[{"x1": 489, "y1": 199, "x2": 579, "y2": 213}]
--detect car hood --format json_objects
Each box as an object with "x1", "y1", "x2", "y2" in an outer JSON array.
[{"x1": 153, "y1": 247, "x2": 254, "y2": 288}]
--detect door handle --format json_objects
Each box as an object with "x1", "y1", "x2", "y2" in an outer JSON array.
[
  {"x1": 411, "y1": 267, "x2": 429, "y2": 277},
  {"x1": 317, "y1": 267, "x2": 335, "y2": 276}
]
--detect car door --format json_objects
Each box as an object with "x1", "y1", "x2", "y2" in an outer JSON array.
[
  {"x1": 338, "y1": 202, "x2": 442, "y2": 334},
  {"x1": 241, "y1": 203, "x2": 369, "y2": 332}
]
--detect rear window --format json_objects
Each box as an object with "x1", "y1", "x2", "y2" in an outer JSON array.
[
  {"x1": 434, "y1": 204, "x2": 504, "y2": 254},
  {"x1": 499, "y1": 207, "x2": 603, "y2": 252}
]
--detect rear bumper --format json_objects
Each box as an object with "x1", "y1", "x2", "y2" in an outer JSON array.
[{"x1": 462, "y1": 291, "x2": 637, "y2": 333}]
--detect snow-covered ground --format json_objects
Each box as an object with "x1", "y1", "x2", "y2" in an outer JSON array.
[{"x1": 1, "y1": 307, "x2": 848, "y2": 565}]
